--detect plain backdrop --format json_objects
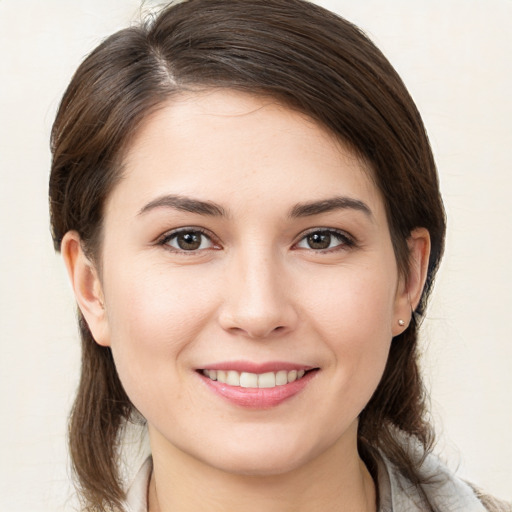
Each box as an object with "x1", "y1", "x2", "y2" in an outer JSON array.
[{"x1": 0, "y1": 0, "x2": 511, "y2": 510}]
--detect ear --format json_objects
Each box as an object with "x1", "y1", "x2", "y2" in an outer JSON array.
[
  {"x1": 392, "y1": 227, "x2": 431, "y2": 336},
  {"x1": 61, "y1": 231, "x2": 111, "y2": 347}
]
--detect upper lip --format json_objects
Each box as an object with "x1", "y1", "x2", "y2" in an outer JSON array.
[{"x1": 199, "y1": 361, "x2": 316, "y2": 373}]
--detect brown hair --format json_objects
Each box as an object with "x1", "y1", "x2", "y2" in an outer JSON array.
[{"x1": 49, "y1": 0, "x2": 446, "y2": 510}]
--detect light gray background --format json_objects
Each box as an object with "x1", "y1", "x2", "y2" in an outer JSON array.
[{"x1": 0, "y1": 0, "x2": 511, "y2": 510}]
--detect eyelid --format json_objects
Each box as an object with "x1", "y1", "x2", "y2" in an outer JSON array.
[
  {"x1": 155, "y1": 226, "x2": 355, "y2": 253},
  {"x1": 157, "y1": 226, "x2": 221, "y2": 252},
  {"x1": 293, "y1": 227, "x2": 356, "y2": 251}
]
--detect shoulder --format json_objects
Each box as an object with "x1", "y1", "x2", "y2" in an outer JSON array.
[{"x1": 375, "y1": 435, "x2": 511, "y2": 512}]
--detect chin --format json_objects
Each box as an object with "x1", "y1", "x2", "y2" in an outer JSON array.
[
  {"x1": 208, "y1": 450, "x2": 310, "y2": 477},
  {"x1": 194, "y1": 431, "x2": 330, "y2": 477}
]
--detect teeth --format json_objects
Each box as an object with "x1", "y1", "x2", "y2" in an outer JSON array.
[
  {"x1": 226, "y1": 370, "x2": 240, "y2": 386},
  {"x1": 258, "y1": 372, "x2": 276, "y2": 388},
  {"x1": 275, "y1": 370, "x2": 288, "y2": 386},
  {"x1": 202, "y1": 369, "x2": 310, "y2": 388},
  {"x1": 240, "y1": 372, "x2": 258, "y2": 388}
]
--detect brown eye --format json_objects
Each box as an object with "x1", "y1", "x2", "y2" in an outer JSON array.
[
  {"x1": 307, "y1": 232, "x2": 332, "y2": 249},
  {"x1": 165, "y1": 230, "x2": 213, "y2": 251},
  {"x1": 296, "y1": 229, "x2": 352, "y2": 251}
]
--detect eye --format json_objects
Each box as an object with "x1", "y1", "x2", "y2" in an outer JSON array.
[
  {"x1": 295, "y1": 229, "x2": 353, "y2": 251},
  {"x1": 161, "y1": 229, "x2": 215, "y2": 252}
]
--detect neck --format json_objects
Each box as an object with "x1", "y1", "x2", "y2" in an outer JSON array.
[{"x1": 147, "y1": 425, "x2": 377, "y2": 512}]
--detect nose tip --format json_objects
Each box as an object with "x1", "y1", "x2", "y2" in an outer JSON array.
[{"x1": 219, "y1": 292, "x2": 297, "y2": 338}]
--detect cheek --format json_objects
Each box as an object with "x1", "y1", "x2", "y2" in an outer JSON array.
[
  {"x1": 105, "y1": 257, "x2": 219, "y2": 338},
  {"x1": 304, "y1": 262, "x2": 397, "y2": 339},
  {"x1": 101, "y1": 262, "x2": 219, "y2": 406},
  {"x1": 302, "y1": 264, "x2": 396, "y2": 393}
]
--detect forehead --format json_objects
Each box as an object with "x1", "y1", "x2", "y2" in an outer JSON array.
[{"x1": 108, "y1": 89, "x2": 382, "y2": 219}]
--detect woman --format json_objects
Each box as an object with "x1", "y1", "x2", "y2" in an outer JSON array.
[{"x1": 48, "y1": 0, "x2": 510, "y2": 511}]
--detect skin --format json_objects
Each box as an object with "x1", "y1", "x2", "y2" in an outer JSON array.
[{"x1": 62, "y1": 90, "x2": 430, "y2": 512}]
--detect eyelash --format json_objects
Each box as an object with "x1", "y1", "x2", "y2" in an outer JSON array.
[
  {"x1": 293, "y1": 228, "x2": 356, "y2": 253},
  {"x1": 158, "y1": 227, "x2": 219, "y2": 254},
  {"x1": 157, "y1": 227, "x2": 356, "y2": 254}
]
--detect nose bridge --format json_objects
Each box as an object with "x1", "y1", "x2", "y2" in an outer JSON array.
[{"x1": 219, "y1": 242, "x2": 296, "y2": 338}]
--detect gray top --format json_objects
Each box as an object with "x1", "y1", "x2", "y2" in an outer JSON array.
[{"x1": 123, "y1": 445, "x2": 510, "y2": 512}]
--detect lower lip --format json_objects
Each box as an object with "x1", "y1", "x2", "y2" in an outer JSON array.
[{"x1": 198, "y1": 370, "x2": 318, "y2": 409}]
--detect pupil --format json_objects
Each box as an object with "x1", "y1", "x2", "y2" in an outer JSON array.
[
  {"x1": 308, "y1": 232, "x2": 331, "y2": 249},
  {"x1": 178, "y1": 232, "x2": 201, "y2": 250}
]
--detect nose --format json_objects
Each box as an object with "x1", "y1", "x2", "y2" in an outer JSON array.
[{"x1": 218, "y1": 249, "x2": 298, "y2": 339}]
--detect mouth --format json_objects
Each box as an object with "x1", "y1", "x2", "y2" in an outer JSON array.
[
  {"x1": 200, "y1": 368, "x2": 311, "y2": 389},
  {"x1": 196, "y1": 364, "x2": 319, "y2": 408}
]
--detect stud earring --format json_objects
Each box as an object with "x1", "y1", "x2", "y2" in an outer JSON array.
[{"x1": 398, "y1": 319, "x2": 405, "y2": 327}]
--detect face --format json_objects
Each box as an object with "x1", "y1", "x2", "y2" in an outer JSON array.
[{"x1": 77, "y1": 90, "x2": 415, "y2": 476}]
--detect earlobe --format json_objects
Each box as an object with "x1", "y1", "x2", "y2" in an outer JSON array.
[
  {"x1": 61, "y1": 231, "x2": 111, "y2": 347},
  {"x1": 392, "y1": 227, "x2": 431, "y2": 336}
]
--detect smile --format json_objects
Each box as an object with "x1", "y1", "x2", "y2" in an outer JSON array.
[
  {"x1": 198, "y1": 365, "x2": 319, "y2": 408},
  {"x1": 202, "y1": 369, "x2": 307, "y2": 389}
]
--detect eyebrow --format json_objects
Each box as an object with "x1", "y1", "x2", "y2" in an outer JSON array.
[
  {"x1": 138, "y1": 194, "x2": 227, "y2": 217},
  {"x1": 138, "y1": 194, "x2": 372, "y2": 220},
  {"x1": 289, "y1": 196, "x2": 373, "y2": 219}
]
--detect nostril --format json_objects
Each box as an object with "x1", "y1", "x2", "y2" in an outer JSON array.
[{"x1": 218, "y1": 300, "x2": 298, "y2": 339}]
